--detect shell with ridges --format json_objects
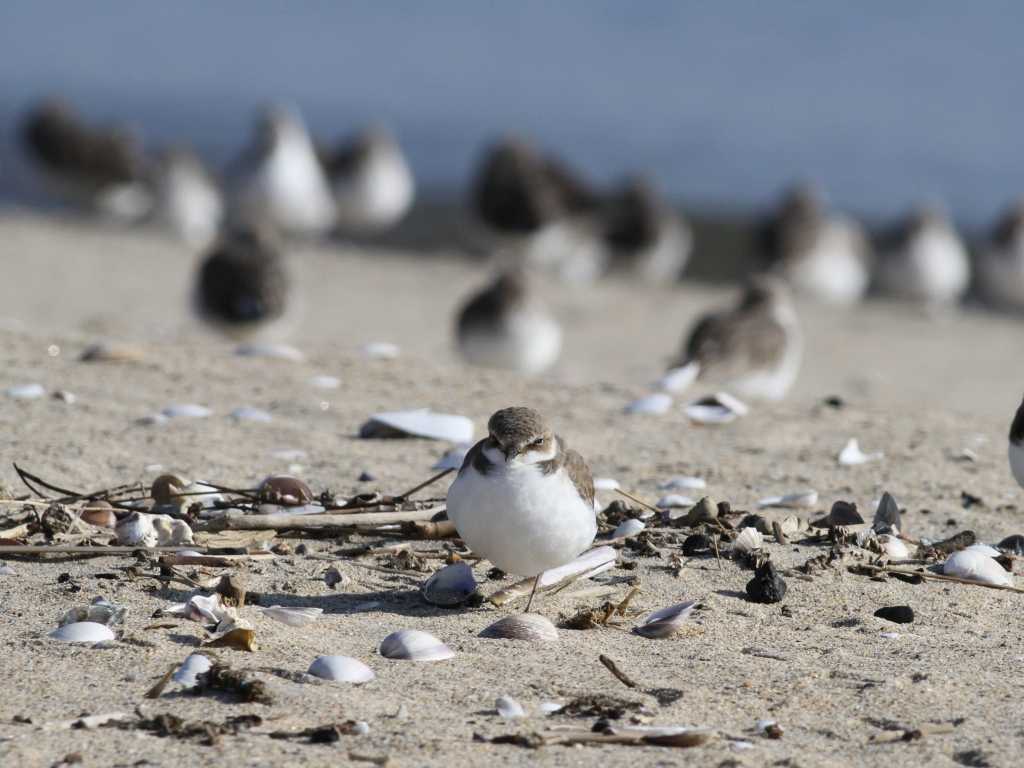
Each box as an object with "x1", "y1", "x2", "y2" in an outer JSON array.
[
  {"x1": 421, "y1": 562, "x2": 478, "y2": 607},
  {"x1": 480, "y1": 613, "x2": 559, "y2": 642},
  {"x1": 378, "y1": 629, "x2": 454, "y2": 661},
  {"x1": 634, "y1": 600, "x2": 698, "y2": 638}
]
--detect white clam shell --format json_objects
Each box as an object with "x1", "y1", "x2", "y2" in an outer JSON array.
[
  {"x1": 6, "y1": 383, "x2": 46, "y2": 399},
  {"x1": 758, "y1": 490, "x2": 818, "y2": 509},
  {"x1": 116, "y1": 511, "x2": 157, "y2": 547},
  {"x1": 258, "y1": 606, "x2": 324, "y2": 627},
  {"x1": 611, "y1": 519, "x2": 645, "y2": 539},
  {"x1": 172, "y1": 654, "x2": 211, "y2": 687},
  {"x1": 480, "y1": 613, "x2": 559, "y2": 642},
  {"x1": 538, "y1": 546, "x2": 617, "y2": 589},
  {"x1": 943, "y1": 549, "x2": 1013, "y2": 586},
  {"x1": 877, "y1": 534, "x2": 910, "y2": 560},
  {"x1": 308, "y1": 655, "x2": 375, "y2": 683},
  {"x1": 421, "y1": 562, "x2": 478, "y2": 607},
  {"x1": 624, "y1": 393, "x2": 672, "y2": 415},
  {"x1": 183, "y1": 593, "x2": 225, "y2": 624},
  {"x1": 656, "y1": 494, "x2": 694, "y2": 509},
  {"x1": 634, "y1": 600, "x2": 698, "y2": 638},
  {"x1": 49, "y1": 621, "x2": 115, "y2": 644},
  {"x1": 235, "y1": 342, "x2": 305, "y2": 361},
  {"x1": 378, "y1": 629, "x2": 454, "y2": 661},
  {"x1": 230, "y1": 407, "x2": 273, "y2": 423},
  {"x1": 432, "y1": 443, "x2": 471, "y2": 471},
  {"x1": 539, "y1": 701, "x2": 564, "y2": 715},
  {"x1": 838, "y1": 438, "x2": 883, "y2": 466},
  {"x1": 161, "y1": 404, "x2": 212, "y2": 419},
  {"x1": 733, "y1": 527, "x2": 763, "y2": 554},
  {"x1": 309, "y1": 375, "x2": 340, "y2": 389},
  {"x1": 593, "y1": 477, "x2": 620, "y2": 491},
  {"x1": 360, "y1": 409, "x2": 473, "y2": 443},
  {"x1": 684, "y1": 392, "x2": 748, "y2": 425},
  {"x1": 654, "y1": 362, "x2": 700, "y2": 393},
  {"x1": 965, "y1": 543, "x2": 1001, "y2": 557},
  {"x1": 496, "y1": 696, "x2": 526, "y2": 719},
  {"x1": 361, "y1": 341, "x2": 400, "y2": 359},
  {"x1": 658, "y1": 476, "x2": 706, "y2": 491}
]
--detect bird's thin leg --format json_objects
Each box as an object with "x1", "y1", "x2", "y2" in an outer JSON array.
[{"x1": 524, "y1": 575, "x2": 540, "y2": 613}]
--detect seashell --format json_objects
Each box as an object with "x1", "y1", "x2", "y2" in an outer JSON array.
[
  {"x1": 658, "y1": 475, "x2": 706, "y2": 491},
  {"x1": 234, "y1": 342, "x2": 305, "y2": 361},
  {"x1": 307, "y1": 655, "x2": 375, "y2": 683},
  {"x1": 309, "y1": 375, "x2": 340, "y2": 389},
  {"x1": 0, "y1": 562, "x2": 15, "y2": 576},
  {"x1": 684, "y1": 392, "x2": 749, "y2": 425},
  {"x1": 421, "y1": 562, "x2": 478, "y2": 607},
  {"x1": 656, "y1": 494, "x2": 694, "y2": 509},
  {"x1": 359, "y1": 409, "x2": 473, "y2": 443},
  {"x1": 537, "y1": 546, "x2": 617, "y2": 589},
  {"x1": 361, "y1": 341, "x2": 401, "y2": 359},
  {"x1": 350, "y1": 721, "x2": 371, "y2": 735},
  {"x1": 432, "y1": 443, "x2": 471, "y2": 471},
  {"x1": 172, "y1": 654, "x2": 211, "y2": 687},
  {"x1": 79, "y1": 341, "x2": 145, "y2": 362},
  {"x1": 654, "y1": 361, "x2": 700, "y2": 393},
  {"x1": 116, "y1": 511, "x2": 157, "y2": 547},
  {"x1": 5, "y1": 383, "x2": 45, "y2": 399},
  {"x1": 59, "y1": 597, "x2": 126, "y2": 627},
  {"x1": 49, "y1": 621, "x2": 115, "y2": 644},
  {"x1": 258, "y1": 606, "x2": 323, "y2": 627},
  {"x1": 611, "y1": 519, "x2": 645, "y2": 539},
  {"x1": 943, "y1": 549, "x2": 1013, "y2": 586},
  {"x1": 183, "y1": 593, "x2": 226, "y2": 624},
  {"x1": 150, "y1": 515, "x2": 194, "y2": 545},
  {"x1": 997, "y1": 534, "x2": 1024, "y2": 555},
  {"x1": 593, "y1": 477, "x2": 619, "y2": 491},
  {"x1": 758, "y1": 490, "x2": 818, "y2": 509},
  {"x1": 259, "y1": 474, "x2": 314, "y2": 506},
  {"x1": 965, "y1": 543, "x2": 1001, "y2": 558},
  {"x1": 161, "y1": 404, "x2": 212, "y2": 419},
  {"x1": 539, "y1": 701, "x2": 564, "y2": 715},
  {"x1": 480, "y1": 613, "x2": 559, "y2": 642},
  {"x1": 379, "y1": 629, "x2": 455, "y2": 661},
  {"x1": 880, "y1": 632, "x2": 900, "y2": 640},
  {"x1": 876, "y1": 534, "x2": 910, "y2": 560},
  {"x1": 496, "y1": 696, "x2": 526, "y2": 719},
  {"x1": 732, "y1": 527, "x2": 763, "y2": 554},
  {"x1": 624, "y1": 393, "x2": 672, "y2": 415},
  {"x1": 746, "y1": 560, "x2": 787, "y2": 603},
  {"x1": 230, "y1": 406, "x2": 272, "y2": 422},
  {"x1": 872, "y1": 491, "x2": 902, "y2": 534},
  {"x1": 79, "y1": 500, "x2": 117, "y2": 528},
  {"x1": 634, "y1": 600, "x2": 698, "y2": 638},
  {"x1": 838, "y1": 438, "x2": 883, "y2": 466},
  {"x1": 136, "y1": 413, "x2": 168, "y2": 426}
]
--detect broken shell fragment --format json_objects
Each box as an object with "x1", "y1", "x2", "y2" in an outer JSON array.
[
  {"x1": 259, "y1": 474, "x2": 314, "y2": 506},
  {"x1": 258, "y1": 606, "x2": 324, "y2": 627},
  {"x1": 173, "y1": 654, "x2": 212, "y2": 687},
  {"x1": 876, "y1": 534, "x2": 910, "y2": 560},
  {"x1": 230, "y1": 406, "x2": 273, "y2": 423},
  {"x1": 656, "y1": 494, "x2": 694, "y2": 510},
  {"x1": 308, "y1": 655, "x2": 375, "y2": 683},
  {"x1": 359, "y1": 409, "x2": 474, "y2": 443},
  {"x1": 480, "y1": 613, "x2": 559, "y2": 642},
  {"x1": 611, "y1": 518, "x2": 646, "y2": 539},
  {"x1": 658, "y1": 476, "x2": 706, "y2": 491},
  {"x1": 496, "y1": 696, "x2": 526, "y2": 719},
  {"x1": 48, "y1": 621, "x2": 115, "y2": 644},
  {"x1": 684, "y1": 392, "x2": 749, "y2": 425},
  {"x1": 421, "y1": 562, "x2": 478, "y2": 607},
  {"x1": 59, "y1": 597, "x2": 126, "y2": 627},
  {"x1": 746, "y1": 560, "x2": 787, "y2": 603},
  {"x1": 624, "y1": 393, "x2": 672, "y2": 415},
  {"x1": 361, "y1": 341, "x2": 400, "y2": 359},
  {"x1": 79, "y1": 500, "x2": 117, "y2": 529},
  {"x1": 838, "y1": 438, "x2": 883, "y2": 466},
  {"x1": 732, "y1": 527, "x2": 763, "y2": 554},
  {"x1": 161, "y1": 404, "x2": 212, "y2": 419},
  {"x1": 872, "y1": 491, "x2": 902, "y2": 534},
  {"x1": 758, "y1": 490, "x2": 818, "y2": 509},
  {"x1": 378, "y1": 630, "x2": 454, "y2": 661},
  {"x1": 5, "y1": 383, "x2": 46, "y2": 399},
  {"x1": 943, "y1": 550, "x2": 1013, "y2": 587},
  {"x1": 116, "y1": 511, "x2": 157, "y2": 547},
  {"x1": 634, "y1": 600, "x2": 698, "y2": 638},
  {"x1": 537, "y1": 546, "x2": 617, "y2": 589}
]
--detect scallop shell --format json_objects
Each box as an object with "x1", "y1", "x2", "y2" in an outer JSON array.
[
  {"x1": 230, "y1": 407, "x2": 273, "y2": 423},
  {"x1": 733, "y1": 527, "x2": 763, "y2": 554},
  {"x1": 634, "y1": 600, "x2": 698, "y2": 638},
  {"x1": 654, "y1": 361, "x2": 700, "y2": 393},
  {"x1": 611, "y1": 519, "x2": 645, "y2": 539},
  {"x1": 943, "y1": 549, "x2": 1013, "y2": 586},
  {"x1": 49, "y1": 621, "x2": 115, "y2": 644},
  {"x1": 379, "y1": 629, "x2": 454, "y2": 661},
  {"x1": 421, "y1": 562, "x2": 478, "y2": 607},
  {"x1": 308, "y1": 655, "x2": 375, "y2": 683},
  {"x1": 758, "y1": 490, "x2": 818, "y2": 509},
  {"x1": 234, "y1": 342, "x2": 305, "y2": 361},
  {"x1": 838, "y1": 438, "x2": 883, "y2": 466},
  {"x1": 658, "y1": 476, "x2": 706, "y2": 491},
  {"x1": 480, "y1": 613, "x2": 559, "y2": 642},
  {"x1": 432, "y1": 443, "x2": 471, "y2": 471},
  {"x1": 259, "y1": 474, "x2": 314, "y2": 506},
  {"x1": 624, "y1": 393, "x2": 672, "y2": 415},
  {"x1": 172, "y1": 653, "x2": 211, "y2": 687},
  {"x1": 80, "y1": 500, "x2": 117, "y2": 529},
  {"x1": 258, "y1": 606, "x2": 324, "y2": 627},
  {"x1": 496, "y1": 696, "x2": 526, "y2": 719},
  {"x1": 684, "y1": 392, "x2": 748, "y2": 425},
  {"x1": 359, "y1": 409, "x2": 473, "y2": 443},
  {"x1": 116, "y1": 511, "x2": 157, "y2": 547},
  {"x1": 161, "y1": 404, "x2": 212, "y2": 419}
]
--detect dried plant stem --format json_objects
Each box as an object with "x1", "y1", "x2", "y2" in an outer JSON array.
[
  {"x1": 853, "y1": 563, "x2": 1024, "y2": 593},
  {"x1": 614, "y1": 488, "x2": 662, "y2": 517},
  {"x1": 598, "y1": 654, "x2": 638, "y2": 688}
]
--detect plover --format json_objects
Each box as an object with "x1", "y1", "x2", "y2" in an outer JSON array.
[
  {"x1": 759, "y1": 184, "x2": 871, "y2": 305},
  {"x1": 150, "y1": 146, "x2": 223, "y2": 249},
  {"x1": 228, "y1": 105, "x2": 336, "y2": 237},
  {"x1": 321, "y1": 125, "x2": 415, "y2": 234},
  {"x1": 446, "y1": 406, "x2": 597, "y2": 610},
  {"x1": 977, "y1": 200, "x2": 1024, "y2": 312},
  {"x1": 455, "y1": 269, "x2": 561, "y2": 374},
  {"x1": 194, "y1": 225, "x2": 291, "y2": 339},
  {"x1": 1009, "y1": 397, "x2": 1024, "y2": 489},
  {"x1": 662, "y1": 275, "x2": 802, "y2": 400},
  {"x1": 876, "y1": 205, "x2": 969, "y2": 305},
  {"x1": 21, "y1": 99, "x2": 152, "y2": 221},
  {"x1": 602, "y1": 175, "x2": 692, "y2": 283}
]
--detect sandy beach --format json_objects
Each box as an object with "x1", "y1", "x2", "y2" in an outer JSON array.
[{"x1": 2, "y1": 211, "x2": 1024, "y2": 768}]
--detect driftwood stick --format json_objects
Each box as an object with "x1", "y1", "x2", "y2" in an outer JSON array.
[
  {"x1": 614, "y1": 488, "x2": 662, "y2": 517},
  {"x1": 393, "y1": 468, "x2": 455, "y2": 503},
  {"x1": 400, "y1": 519, "x2": 458, "y2": 539},
  {"x1": 158, "y1": 553, "x2": 275, "y2": 567},
  {"x1": 0, "y1": 545, "x2": 200, "y2": 556},
  {"x1": 599, "y1": 654, "x2": 638, "y2": 688},
  {"x1": 205, "y1": 506, "x2": 443, "y2": 532}
]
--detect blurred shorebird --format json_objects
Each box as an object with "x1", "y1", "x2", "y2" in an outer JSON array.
[
  {"x1": 229, "y1": 105, "x2": 336, "y2": 237},
  {"x1": 150, "y1": 146, "x2": 223, "y2": 249},
  {"x1": 876, "y1": 205, "x2": 969, "y2": 305},
  {"x1": 659, "y1": 275, "x2": 802, "y2": 400},
  {"x1": 759, "y1": 184, "x2": 871, "y2": 305},
  {"x1": 21, "y1": 99, "x2": 153, "y2": 221},
  {"x1": 977, "y1": 200, "x2": 1024, "y2": 312},
  {"x1": 321, "y1": 125, "x2": 415, "y2": 234}
]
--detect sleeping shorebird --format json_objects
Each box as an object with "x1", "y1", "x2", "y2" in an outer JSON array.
[
  {"x1": 446, "y1": 406, "x2": 597, "y2": 611},
  {"x1": 321, "y1": 125, "x2": 415, "y2": 234},
  {"x1": 659, "y1": 275, "x2": 802, "y2": 400},
  {"x1": 455, "y1": 269, "x2": 562, "y2": 374},
  {"x1": 978, "y1": 200, "x2": 1024, "y2": 312},
  {"x1": 150, "y1": 146, "x2": 223, "y2": 249},
  {"x1": 876, "y1": 205, "x2": 969, "y2": 305},
  {"x1": 228, "y1": 105, "x2": 336, "y2": 237},
  {"x1": 759, "y1": 184, "x2": 871, "y2": 305}
]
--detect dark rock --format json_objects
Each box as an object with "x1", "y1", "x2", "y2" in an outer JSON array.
[
  {"x1": 682, "y1": 533, "x2": 711, "y2": 556},
  {"x1": 357, "y1": 471, "x2": 375, "y2": 482},
  {"x1": 873, "y1": 605, "x2": 914, "y2": 624},
  {"x1": 827, "y1": 500, "x2": 863, "y2": 526},
  {"x1": 746, "y1": 560, "x2": 787, "y2": 603}
]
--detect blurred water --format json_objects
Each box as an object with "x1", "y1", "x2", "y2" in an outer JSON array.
[{"x1": 0, "y1": 1, "x2": 1021, "y2": 227}]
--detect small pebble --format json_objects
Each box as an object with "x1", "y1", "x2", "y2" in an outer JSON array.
[
  {"x1": 358, "y1": 471, "x2": 376, "y2": 482},
  {"x1": 746, "y1": 560, "x2": 787, "y2": 604}
]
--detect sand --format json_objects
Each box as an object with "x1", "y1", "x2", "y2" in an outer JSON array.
[{"x1": 1, "y1": 211, "x2": 1023, "y2": 768}]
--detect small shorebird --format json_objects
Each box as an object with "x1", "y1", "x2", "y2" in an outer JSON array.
[
  {"x1": 321, "y1": 125, "x2": 415, "y2": 234},
  {"x1": 455, "y1": 269, "x2": 562, "y2": 374},
  {"x1": 759, "y1": 184, "x2": 871, "y2": 305},
  {"x1": 876, "y1": 205, "x2": 969, "y2": 305},
  {"x1": 660, "y1": 275, "x2": 802, "y2": 400},
  {"x1": 1009, "y1": 397, "x2": 1024, "y2": 489},
  {"x1": 977, "y1": 200, "x2": 1024, "y2": 312},
  {"x1": 602, "y1": 175, "x2": 692, "y2": 283},
  {"x1": 194, "y1": 225, "x2": 291, "y2": 339},
  {"x1": 150, "y1": 146, "x2": 223, "y2": 249},
  {"x1": 21, "y1": 99, "x2": 152, "y2": 221},
  {"x1": 229, "y1": 105, "x2": 336, "y2": 237},
  {"x1": 446, "y1": 406, "x2": 597, "y2": 610}
]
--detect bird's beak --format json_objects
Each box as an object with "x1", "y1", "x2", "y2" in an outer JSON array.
[{"x1": 502, "y1": 444, "x2": 515, "y2": 462}]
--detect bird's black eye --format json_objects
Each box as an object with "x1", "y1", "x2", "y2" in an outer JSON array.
[{"x1": 531, "y1": 437, "x2": 544, "y2": 447}]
